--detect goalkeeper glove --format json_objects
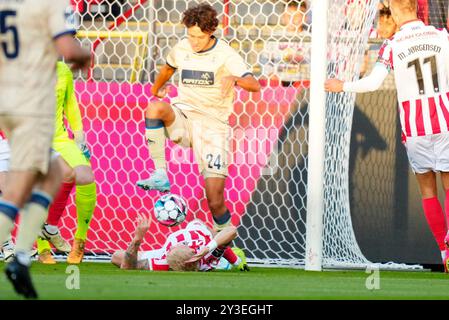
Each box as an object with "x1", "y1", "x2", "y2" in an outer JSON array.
[{"x1": 73, "y1": 131, "x2": 92, "y2": 161}]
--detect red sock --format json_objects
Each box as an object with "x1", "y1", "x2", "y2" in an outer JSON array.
[
  {"x1": 223, "y1": 247, "x2": 238, "y2": 264},
  {"x1": 47, "y1": 182, "x2": 75, "y2": 226},
  {"x1": 444, "y1": 191, "x2": 449, "y2": 240},
  {"x1": 422, "y1": 197, "x2": 447, "y2": 250}
]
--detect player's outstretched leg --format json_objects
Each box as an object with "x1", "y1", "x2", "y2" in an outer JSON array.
[
  {"x1": 205, "y1": 178, "x2": 232, "y2": 231},
  {"x1": 137, "y1": 102, "x2": 174, "y2": 192}
]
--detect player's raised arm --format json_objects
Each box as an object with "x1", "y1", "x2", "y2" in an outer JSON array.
[
  {"x1": 151, "y1": 64, "x2": 176, "y2": 98},
  {"x1": 120, "y1": 213, "x2": 151, "y2": 270},
  {"x1": 325, "y1": 37, "x2": 393, "y2": 94},
  {"x1": 186, "y1": 226, "x2": 237, "y2": 263},
  {"x1": 221, "y1": 74, "x2": 261, "y2": 98},
  {"x1": 54, "y1": 36, "x2": 91, "y2": 71},
  {"x1": 48, "y1": 1, "x2": 90, "y2": 70},
  {"x1": 324, "y1": 64, "x2": 390, "y2": 93},
  {"x1": 223, "y1": 49, "x2": 261, "y2": 97}
]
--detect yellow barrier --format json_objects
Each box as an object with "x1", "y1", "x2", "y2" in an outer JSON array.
[{"x1": 76, "y1": 30, "x2": 148, "y2": 83}]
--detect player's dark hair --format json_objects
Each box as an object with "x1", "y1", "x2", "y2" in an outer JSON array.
[
  {"x1": 182, "y1": 3, "x2": 219, "y2": 34},
  {"x1": 379, "y1": 6, "x2": 391, "y2": 17}
]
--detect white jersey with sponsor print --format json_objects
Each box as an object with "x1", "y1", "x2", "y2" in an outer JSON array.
[
  {"x1": 0, "y1": 0, "x2": 76, "y2": 117},
  {"x1": 139, "y1": 220, "x2": 217, "y2": 271},
  {"x1": 166, "y1": 37, "x2": 252, "y2": 122},
  {"x1": 377, "y1": 20, "x2": 449, "y2": 138}
]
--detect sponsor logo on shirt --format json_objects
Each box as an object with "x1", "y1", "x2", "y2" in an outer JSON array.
[{"x1": 181, "y1": 70, "x2": 214, "y2": 86}]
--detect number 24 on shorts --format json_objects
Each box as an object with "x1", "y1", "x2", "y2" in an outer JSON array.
[{"x1": 206, "y1": 154, "x2": 222, "y2": 170}]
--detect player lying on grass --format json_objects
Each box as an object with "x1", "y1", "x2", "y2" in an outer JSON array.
[
  {"x1": 1, "y1": 62, "x2": 96, "y2": 265},
  {"x1": 111, "y1": 214, "x2": 249, "y2": 271}
]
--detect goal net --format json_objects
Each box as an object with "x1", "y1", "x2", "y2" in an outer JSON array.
[{"x1": 18, "y1": 0, "x2": 427, "y2": 269}]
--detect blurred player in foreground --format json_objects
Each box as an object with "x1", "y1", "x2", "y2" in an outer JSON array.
[
  {"x1": 325, "y1": 0, "x2": 449, "y2": 272},
  {"x1": 136, "y1": 3, "x2": 260, "y2": 231},
  {"x1": 0, "y1": 0, "x2": 91, "y2": 298},
  {"x1": 1, "y1": 62, "x2": 96, "y2": 266},
  {"x1": 111, "y1": 215, "x2": 249, "y2": 272}
]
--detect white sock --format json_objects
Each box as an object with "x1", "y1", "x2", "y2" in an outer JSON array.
[
  {"x1": 233, "y1": 257, "x2": 242, "y2": 266},
  {"x1": 441, "y1": 250, "x2": 446, "y2": 261},
  {"x1": 15, "y1": 202, "x2": 49, "y2": 253},
  {"x1": 45, "y1": 224, "x2": 59, "y2": 235},
  {"x1": 15, "y1": 250, "x2": 31, "y2": 267},
  {"x1": 145, "y1": 125, "x2": 167, "y2": 170}
]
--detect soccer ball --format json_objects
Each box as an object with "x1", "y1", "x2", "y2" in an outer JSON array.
[{"x1": 154, "y1": 193, "x2": 188, "y2": 227}]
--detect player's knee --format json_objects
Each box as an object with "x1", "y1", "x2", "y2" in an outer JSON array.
[
  {"x1": 74, "y1": 166, "x2": 95, "y2": 185},
  {"x1": 62, "y1": 167, "x2": 75, "y2": 183},
  {"x1": 146, "y1": 101, "x2": 170, "y2": 119},
  {"x1": 57, "y1": 156, "x2": 75, "y2": 182}
]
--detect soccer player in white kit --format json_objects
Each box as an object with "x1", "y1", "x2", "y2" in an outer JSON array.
[
  {"x1": 325, "y1": 0, "x2": 449, "y2": 272},
  {"x1": 0, "y1": 0, "x2": 91, "y2": 298},
  {"x1": 136, "y1": 3, "x2": 260, "y2": 232}
]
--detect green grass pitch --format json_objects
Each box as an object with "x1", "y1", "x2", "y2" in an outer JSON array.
[{"x1": 0, "y1": 262, "x2": 448, "y2": 300}]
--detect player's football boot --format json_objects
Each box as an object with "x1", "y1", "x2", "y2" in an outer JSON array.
[
  {"x1": 1, "y1": 239, "x2": 37, "y2": 262},
  {"x1": 39, "y1": 224, "x2": 71, "y2": 253},
  {"x1": 67, "y1": 238, "x2": 85, "y2": 264},
  {"x1": 38, "y1": 249, "x2": 56, "y2": 265},
  {"x1": 137, "y1": 168, "x2": 171, "y2": 192},
  {"x1": 231, "y1": 247, "x2": 250, "y2": 272},
  {"x1": 1, "y1": 238, "x2": 15, "y2": 262},
  {"x1": 5, "y1": 256, "x2": 38, "y2": 299}
]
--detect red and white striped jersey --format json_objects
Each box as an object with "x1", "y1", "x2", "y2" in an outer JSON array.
[
  {"x1": 142, "y1": 221, "x2": 216, "y2": 271},
  {"x1": 377, "y1": 20, "x2": 449, "y2": 137}
]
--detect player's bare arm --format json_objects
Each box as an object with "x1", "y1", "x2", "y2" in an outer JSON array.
[
  {"x1": 221, "y1": 74, "x2": 261, "y2": 98},
  {"x1": 187, "y1": 225, "x2": 237, "y2": 263},
  {"x1": 151, "y1": 64, "x2": 176, "y2": 98},
  {"x1": 54, "y1": 35, "x2": 91, "y2": 71},
  {"x1": 120, "y1": 213, "x2": 150, "y2": 270}
]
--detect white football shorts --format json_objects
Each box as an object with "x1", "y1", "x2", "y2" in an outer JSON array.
[{"x1": 405, "y1": 132, "x2": 449, "y2": 174}]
